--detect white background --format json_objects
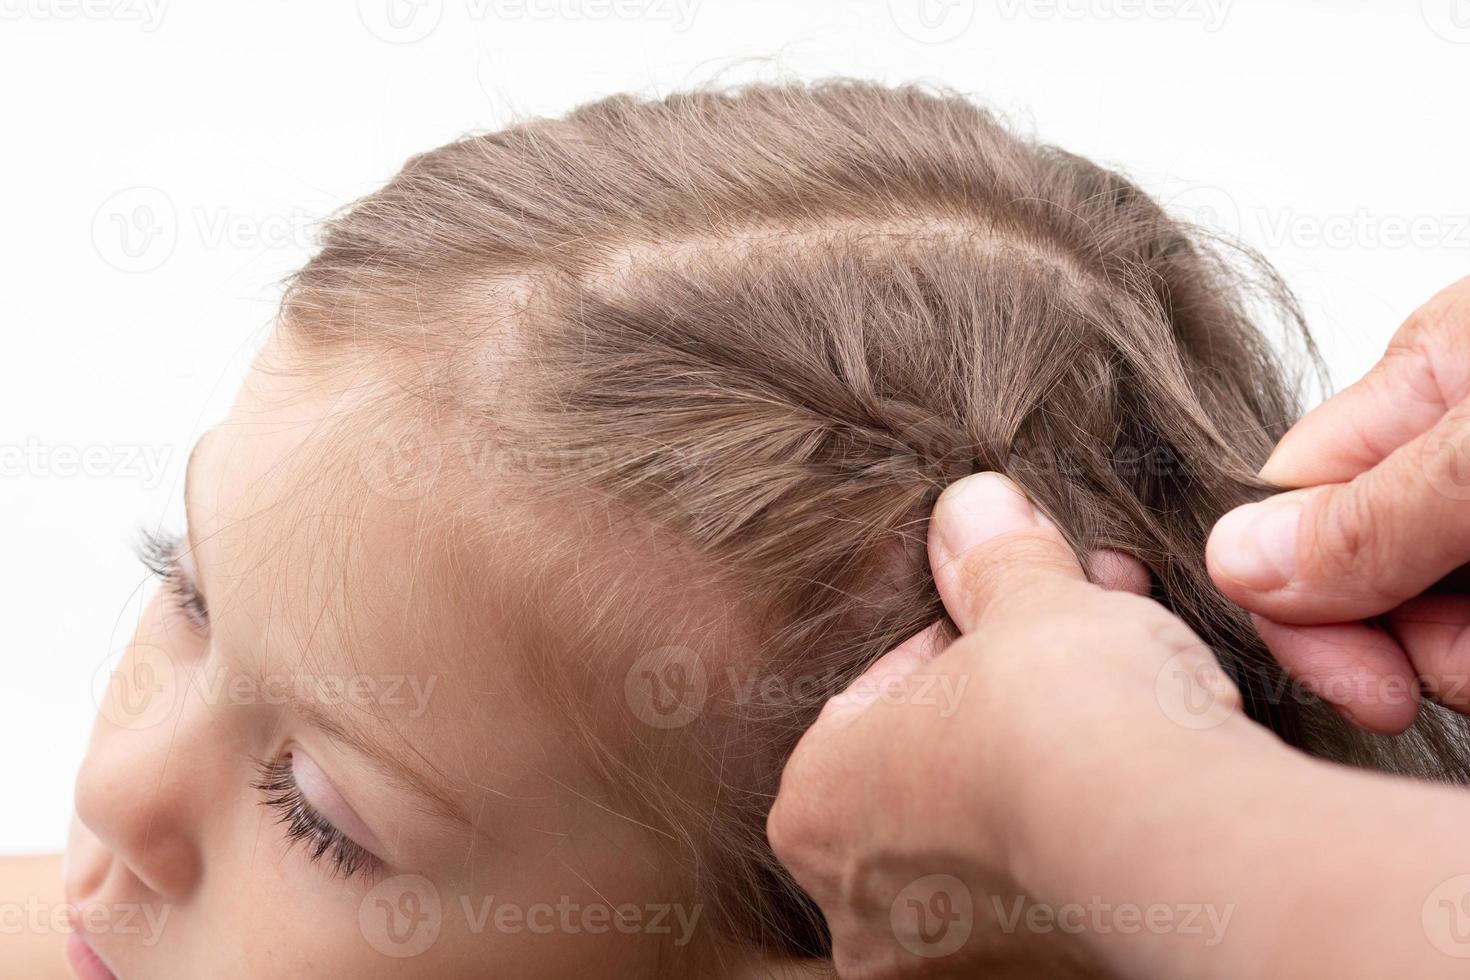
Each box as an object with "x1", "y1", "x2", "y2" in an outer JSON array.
[{"x1": 1, "y1": 0, "x2": 1466, "y2": 853}]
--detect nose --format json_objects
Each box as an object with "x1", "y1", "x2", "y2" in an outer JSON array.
[{"x1": 73, "y1": 637, "x2": 205, "y2": 900}]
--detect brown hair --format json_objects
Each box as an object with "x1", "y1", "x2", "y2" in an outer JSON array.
[{"x1": 280, "y1": 80, "x2": 1470, "y2": 964}]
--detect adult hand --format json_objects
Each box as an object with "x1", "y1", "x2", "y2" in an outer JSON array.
[
  {"x1": 1207, "y1": 276, "x2": 1470, "y2": 734},
  {"x1": 768, "y1": 473, "x2": 1272, "y2": 979}
]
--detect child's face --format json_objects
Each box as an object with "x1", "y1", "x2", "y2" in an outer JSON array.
[{"x1": 63, "y1": 335, "x2": 715, "y2": 978}]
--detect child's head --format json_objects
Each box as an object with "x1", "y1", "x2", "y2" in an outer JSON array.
[{"x1": 68, "y1": 81, "x2": 1470, "y2": 978}]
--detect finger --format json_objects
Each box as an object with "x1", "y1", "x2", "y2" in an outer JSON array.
[
  {"x1": 1086, "y1": 548, "x2": 1152, "y2": 595},
  {"x1": 1208, "y1": 403, "x2": 1470, "y2": 623},
  {"x1": 1249, "y1": 614, "x2": 1420, "y2": 735},
  {"x1": 1260, "y1": 275, "x2": 1470, "y2": 487},
  {"x1": 928, "y1": 472, "x2": 1088, "y2": 634},
  {"x1": 1386, "y1": 595, "x2": 1470, "y2": 713},
  {"x1": 822, "y1": 622, "x2": 947, "y2": 719}
]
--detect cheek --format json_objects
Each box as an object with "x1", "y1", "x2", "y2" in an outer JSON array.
[{"x1": 195, "y1": 859, "x2": 670, "y2": 979}]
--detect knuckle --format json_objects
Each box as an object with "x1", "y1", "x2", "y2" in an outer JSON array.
[
  {"x1": 764, "y1": 794, "x2": 807, "y2": 866},
  {"x1": 1381, "y1": 336, "x2": 1449, "y2": 409},
  {"x1": 1392, "y1": 287, "x2": 1470, "y2": 405}
]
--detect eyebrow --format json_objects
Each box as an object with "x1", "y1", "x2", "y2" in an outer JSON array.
[{"x1": 181, "y1": 429, "x2": 475, "y2": 830}]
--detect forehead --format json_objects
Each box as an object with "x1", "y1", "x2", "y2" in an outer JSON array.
[{"x1": 185, "y1": 336, "x2": 554, "y2": 815}]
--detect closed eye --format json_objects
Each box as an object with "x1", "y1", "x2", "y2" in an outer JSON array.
[{"x1": 251, "y1": 754, "x2": 381, "y2": 881}]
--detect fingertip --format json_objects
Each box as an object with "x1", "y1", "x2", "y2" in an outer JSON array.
[
  {"x1": 1085, "y1": 549, "x2": 1151, "y2": 596},
  {"x1": 928, "y1": 473, "x2": 1084, "y2": 633},
  {"x1": 929, "y1": 472, "x2": 1043, "y2": 569},
  {"x1": 824, "y1": 622, "x2": 947, "y2": 717},
  {"x1": 1256, "y1": 444, "x2": 1302, "y2": 488},
  {"x1": 1251, "y1": 615, "x2": 1421, "y2": 736},
  {"x1": 1215, "y1": 494, "x2": 1309, "y2": 592},
  {"x1": 1386, "y1": 595, "x2": 1470, "y2": 714}
]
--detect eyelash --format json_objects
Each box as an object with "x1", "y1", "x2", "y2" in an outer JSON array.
[
  {"x1": 134, "y1": 527, "x2": 209, "y2": 630},
  {"x1": 252, "y1": 756, "x2": 380, "y2": 881},
  {"x1": 137, "y1": 528, "x2": 376, "y2": 882}
]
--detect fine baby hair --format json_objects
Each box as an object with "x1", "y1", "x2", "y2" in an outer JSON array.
[{"x1": 275, "y1": 79, "x2": 1470, "y2": 961}]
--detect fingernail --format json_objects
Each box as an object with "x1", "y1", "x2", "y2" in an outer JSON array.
[
  {"x1": 1210, "y1": 493, "x2": 1305, "y2": 592},
  {"x1": 934, "y1": 472, "x2": 1044, "y2": 563}
]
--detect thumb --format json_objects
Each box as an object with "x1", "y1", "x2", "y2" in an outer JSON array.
[
  {"x1": 1208, "y1": 403, "x2": 1470, "y2": 623},
  {"x1": 1259, "y1": 274, "x2": 1470, "y2": 488},
  {"x1": 928, "y1": 472, "x2": 1088, "y2": 634}
]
